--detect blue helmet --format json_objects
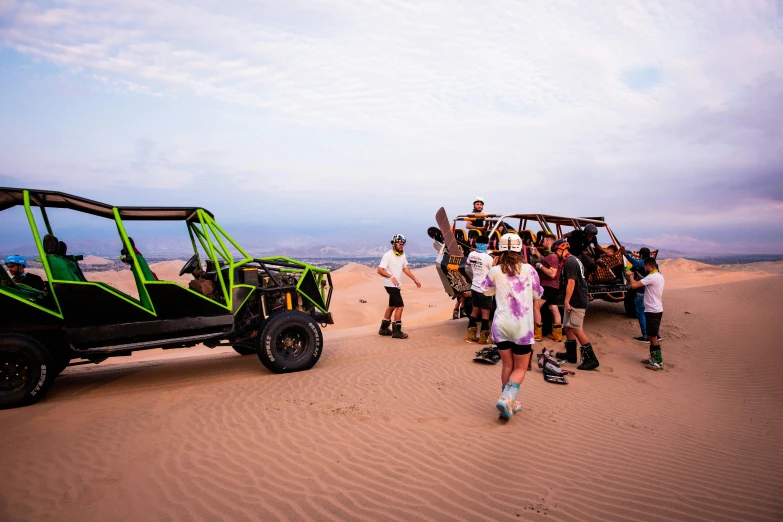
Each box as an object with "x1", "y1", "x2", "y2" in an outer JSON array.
[{"x1": 4, "y1": 255, "x2": 26, "y2": 267}]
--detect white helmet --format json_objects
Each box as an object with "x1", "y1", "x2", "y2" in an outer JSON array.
[
  {"x1": 498, "y1": 233, "x2": 523, "y2": 252},
  {"x1": 474, "y1": 197, "x2": 485, "y2": 204}
]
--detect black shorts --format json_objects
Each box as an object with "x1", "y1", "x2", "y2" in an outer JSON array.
[
  {"x1": 542, "y1": 286, "x2": 559, "y2": 306},
  {"x1": 645, "y1": 312, "x2": 663, "y2": 337},
  {"x1": 496, "y1": 341, "x2": 532, "y2": 355},
  {"x1": 471, "y1": 289, "x2": 493, "y2": 310},
  {"x1": 385, "y1": 287, "x2": 404, "y2": 307}
]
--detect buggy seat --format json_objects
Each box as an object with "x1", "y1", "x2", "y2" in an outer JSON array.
[{"x1": 43, "y1": 234, "x2": 87, "y2": 282}]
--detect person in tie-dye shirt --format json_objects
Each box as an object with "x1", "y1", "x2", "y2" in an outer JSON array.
[{"x1": 481, "y1": 233, "x2": 543, "y2": 420}]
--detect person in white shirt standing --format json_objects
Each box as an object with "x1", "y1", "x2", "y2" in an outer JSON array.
[
  {"x1": 377, "y1": 234, "x2": 422, "y2": 339},
  {"x1": 628, "y1": 257, "x2": 665, "y2": 370},
  {"x1": 465, "y1": 235, "x2": 495, "y2": 344}
]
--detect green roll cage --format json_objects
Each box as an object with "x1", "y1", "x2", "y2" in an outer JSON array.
[{"x1": 1, "y1": 188, "x2": 332, "y2": 317}]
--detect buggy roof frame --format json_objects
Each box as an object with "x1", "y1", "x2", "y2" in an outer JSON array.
[
  {"x1": 0, "y1": 187, "x2": 213, "y2": 222},
  {"x1": 453, "y1": 212, "x2": 608, "y2": 228}
]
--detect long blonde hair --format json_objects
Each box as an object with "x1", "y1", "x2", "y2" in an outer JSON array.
[{"x1": 498, "y1": 251, "x2": 524, "y2": 277}]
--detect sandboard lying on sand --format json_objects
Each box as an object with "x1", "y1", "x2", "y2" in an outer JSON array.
[{"x1": 473, "y1": 346, "x2": 500, "y2": 364}]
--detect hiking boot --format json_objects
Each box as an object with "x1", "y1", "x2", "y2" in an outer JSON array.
[
  {"x1": 465, "y1": 326, "x2": 478, "y2": 343},
  {"x1": 577, "y1": 344, "x2": 599, "y2": 371},
  {"x1": 546, "y1": 323, "x2": 562, "y2": 342},
  {"x1": 640, "y1": 356, "x2": 655, "y2": 365},
  {"x1": 496, "y1": 398, "x2": 514, "y2": 419},
  {"x1": 633, "y1": 336, "x2": 650, "y2": 343},
  {"x1": 391, "y1": 322, "x2": 408, "y2": 339},
  {"x1": 379, "y1": 319, "x2": 392, "y2": 336},
  {"x1": 645, "y1": 348, "x2": 663, "y2": 370},
  {"x1": 478, "y1": 329, "x2": 491, "y2": 345},
  {"x1": 534, "y1": 322, "x2": 543, "y2": 342},
  {"x1": 452, "y1": 309, "x2": 459, "y2": 320},
  {"x1": 556, "y1": 340, "x2": 578, "y2": 364}
]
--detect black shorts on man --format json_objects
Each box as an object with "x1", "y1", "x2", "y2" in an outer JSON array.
[
  {"x1": 471, "y1": 289, "x2": 492, "y2": 309},
  {"x1": 543, "y1": 286, "x2": 559, "y2": 306},
  {"x1": 385, "y1": 287, "x2": 404, "y2": 308},
  {"x1": 644, "y1": 312, "x2": 662, "y2": 338}
]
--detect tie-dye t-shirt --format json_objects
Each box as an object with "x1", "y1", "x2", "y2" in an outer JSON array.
[{"x1": 481, "y1": 263, "x2": 543, "y2": 345}]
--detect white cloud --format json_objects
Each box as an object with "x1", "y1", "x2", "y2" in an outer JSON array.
[{"x1": 1, "y1": 0, "x2": 782, "y2": 250}]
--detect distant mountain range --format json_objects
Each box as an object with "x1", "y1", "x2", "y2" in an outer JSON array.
[{"x1": 0, "y1": 236, "x2": 746, "y2": 261}]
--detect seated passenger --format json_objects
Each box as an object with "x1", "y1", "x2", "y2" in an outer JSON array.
[
  {"x1": 4, "y1": 255, "x2": 46, "y2": 291},
  {"x1": 120, "y1": 238, "x2": 159, "y2": 281}
]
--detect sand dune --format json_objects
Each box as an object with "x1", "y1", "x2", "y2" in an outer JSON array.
[
  {"x1": 657, "y1": 258, "x2": 777, "y2": 289},
  {"x1": 80, "y1": 255, "x2": 112, "y2": 265},
  {"x1": 328, "y1": 263, "x2": 454, "y2": 335},
  {"x1": 1, "y1": 271, "x2": 782, "y2": 520}
]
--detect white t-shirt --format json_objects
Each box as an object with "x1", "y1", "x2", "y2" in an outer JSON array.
[
  {"x1": 641, "y1": 271, "x2": 664, "y2": 313},
  {"x1": 468, "y1": 250, "x2": 494, "y2": 294},
  {"x1": 379, "y1": 249, "x2": 409, "y2": 288}
]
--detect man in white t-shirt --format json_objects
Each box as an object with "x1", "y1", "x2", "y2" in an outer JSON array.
[
  {"x1": 465, "y1": 235, "x2": 494, "y2": 344},
  {"x1": 628, "y1": 257, "x2": 665, "y2": 370},
  {"x1": 377, "y1": 234, "x2": 421, "y2": 339}
]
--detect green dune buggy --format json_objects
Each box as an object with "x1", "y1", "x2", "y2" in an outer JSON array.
[{"x1": 0, "y1": 188, "x2": 333, "y2": 408}]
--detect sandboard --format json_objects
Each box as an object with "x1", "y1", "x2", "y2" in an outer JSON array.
[{"x1": 435, "y1": 207, "x2": 461, "y2": 256}]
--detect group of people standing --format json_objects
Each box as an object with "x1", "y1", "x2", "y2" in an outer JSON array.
[{"x1": 373, "y1": 196, "x2": 665, "y2": 421}]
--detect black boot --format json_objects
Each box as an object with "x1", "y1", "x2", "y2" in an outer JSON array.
[
  {"x1": 577, "y1": 343, "x2": 599, "y2": 370},
  {"x1": 379, "y1": 319, "x2": 392, "y2": 336},
  {"x1": 452, "y1": 309, "x2": 459, "y2": 320},
  {"x1": 556, "y1": 340, "x2": 578, "y2": 364},
  {"x1": 391, "y1": 322, "x2": 408, "y2": 339}
]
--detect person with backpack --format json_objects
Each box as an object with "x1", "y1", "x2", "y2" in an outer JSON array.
[
  {"x1": 480, "y1": 233, "x2": 543, "y2": 420},
  {"x1": 552, "y1": 239, "x2": 599, "y2": 371},
  {"x1": 377, "y1": 234, "x2": 421, "y2": 339}
]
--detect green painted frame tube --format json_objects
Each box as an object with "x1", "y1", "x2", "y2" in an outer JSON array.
[
  {"x1": 208, "y1": 218, "x2": 251, "y2": 260},
  {"x1": 22, "y1": 190, "x2": 63, "y2": 317},
  {"x1": 196, "y1": 209, "x2": 229, "y2": 307},
  {"x1": 113, "y1": 207, "x2": 156, "y2": 313}
]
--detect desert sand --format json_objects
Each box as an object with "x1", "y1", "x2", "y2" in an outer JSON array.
[{"x1": 1, "y1": 259, "x2": 782, "y2": 521}]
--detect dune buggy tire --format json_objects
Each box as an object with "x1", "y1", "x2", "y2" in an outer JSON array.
[
  {"x1": 233, "y1": 346, "x2": 256, "y2": 356},
  {"x1": 624, "y1": 289, "x2": 637, "y2": 318},
  {"x1": 0, "y1": 333, "x2": 56, "y2": 409},
  {"x1": 258, "y1": 311, "x2": 323, "y2": 373}
]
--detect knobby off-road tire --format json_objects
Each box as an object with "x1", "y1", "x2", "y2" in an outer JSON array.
[
  {"x1": 233, "y1": 346, "x2": 256, "y2": 356},
  {"x1": 0, "y1": 334, "x2": 56, "y2": 409},
  {"x1": 624, "y1": 289, "x2": 637, "y2": 318},
  {"x1": 258, "y1": 310, "x2": 323, "y2": 373}
]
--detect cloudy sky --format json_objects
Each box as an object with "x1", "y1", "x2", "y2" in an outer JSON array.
[{"x1": 1, "y1": 0, "x2": 782, "y2": 254}]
